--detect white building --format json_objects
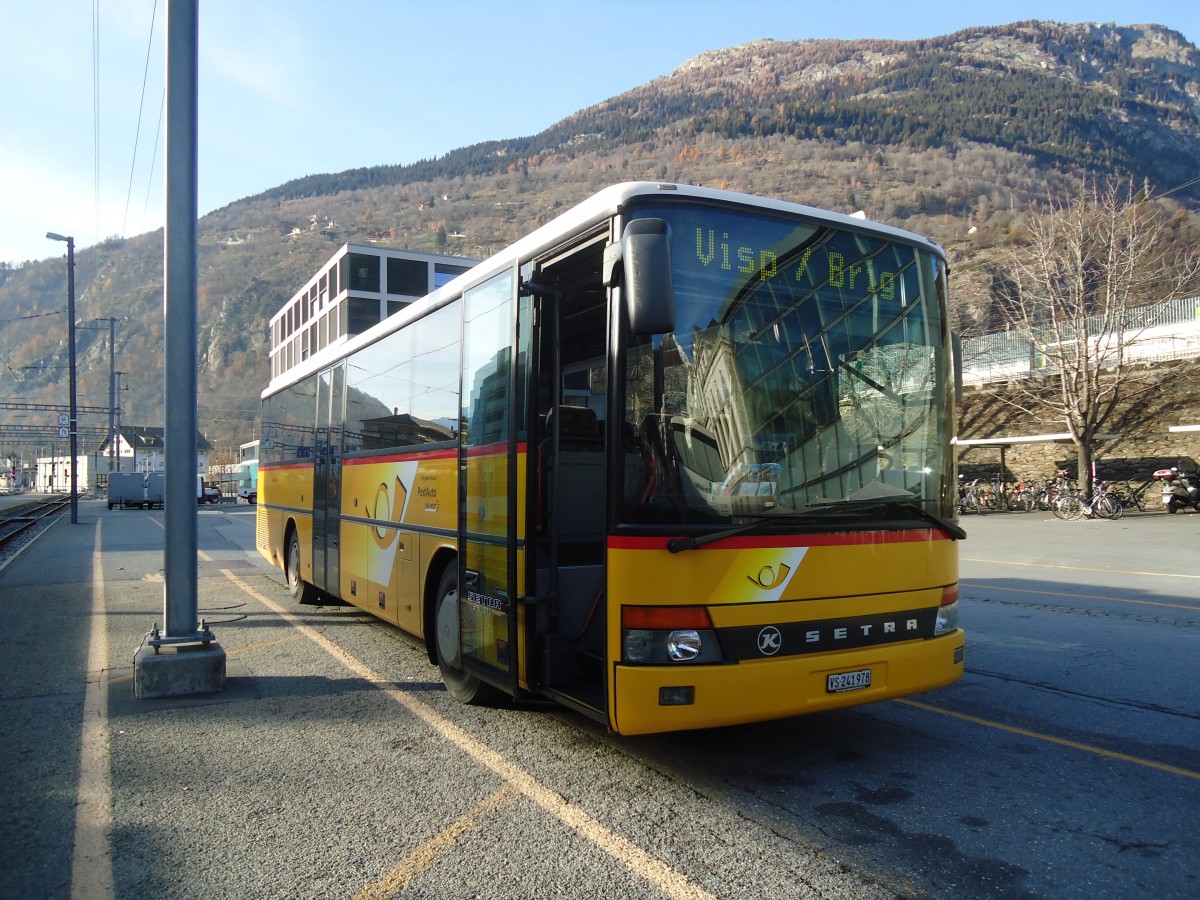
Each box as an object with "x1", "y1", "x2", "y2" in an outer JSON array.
[
  {"x1": 94, "y1": 425, "x2": 214, "y2": 478},
  {"x1": 269, "y1": 243, "x2": 477, "y2": 380},
  {"x1": 34, "y1": 453, "x2": 93, "y2": 494}
]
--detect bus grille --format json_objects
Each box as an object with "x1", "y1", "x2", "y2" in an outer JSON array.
[{"x1": 256, "y1": 506, "x2": 268, "y2": 552}]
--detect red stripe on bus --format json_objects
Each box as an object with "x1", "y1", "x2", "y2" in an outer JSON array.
[
  {"x1": 464, "y1": 441, "x2": 528, "y2": 457},
  {"x1": 260, "y1": 461, "x2": 312, "y2": 471},
  {"x1": 265, "y1": 443, "x2": 529, "y2": 468},
  {"x1": 608, "y1": 530, "x2": 951, "y2": 551},
  {"x1": 343, "y1": 448, "x2": 457, "y2": 465}
]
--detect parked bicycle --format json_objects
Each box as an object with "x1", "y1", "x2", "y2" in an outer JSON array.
[
  {"x1": 1035, "y1": 470, "x2": 1077, "y2": 511},
  {"x1": 1106, "y1": 480, "x2": 1148, "y2": 512},
  {"x1": 1053, "y1": 480, "x2": 1123, "y2": 520},
  {"x1": 958, "y1": 477, "x2": 984, "y2": 514},
  {"x1": 1008, "y1": 478, "x2": 1039, "y2": 512}
]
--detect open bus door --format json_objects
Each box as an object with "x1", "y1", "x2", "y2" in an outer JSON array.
[
  {"x1": 456, "y1": 270, "x2": 522, "y2": 696},
  {"x1": 525, "y1": 234, "x2": 611, "y2": 718},
  {"x1": 451, "y1": 234, "x2": 622, "y2": 719}
]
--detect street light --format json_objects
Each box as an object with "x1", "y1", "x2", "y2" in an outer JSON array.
[{"x1": 46, "y1": 232, "x2": 78, "y2": 524}]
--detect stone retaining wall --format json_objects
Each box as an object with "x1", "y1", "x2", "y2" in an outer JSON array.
[{"x1": 955, "y1": 362, "x2": 1200, "y2": 483}]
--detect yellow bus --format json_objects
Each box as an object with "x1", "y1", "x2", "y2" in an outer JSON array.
[{"x1": 257, "y1": 182, "x2": 964, "y2": 735}]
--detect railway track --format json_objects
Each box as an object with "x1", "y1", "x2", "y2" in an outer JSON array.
[{"x1": 0, "y1": 498, "x2": 69, "y2": 555}]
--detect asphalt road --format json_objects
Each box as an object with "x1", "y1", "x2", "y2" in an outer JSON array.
[{"x1": 0, "y1": 499, "x2": 1196, "y2": 899}]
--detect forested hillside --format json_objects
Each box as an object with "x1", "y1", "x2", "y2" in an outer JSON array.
[{"x1": 2, "y1": 20, "x2": 1199, "y2": 452}]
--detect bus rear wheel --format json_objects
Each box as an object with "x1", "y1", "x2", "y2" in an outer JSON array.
[
  {"x1": 285, "y1": 530, "x2": 319, "y2": 604},
  {"x1": 434, "y1": 565, "x2": 498, "y2": 705}
]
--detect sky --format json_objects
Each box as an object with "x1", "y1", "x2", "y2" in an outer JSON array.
[{"x1": 2, "y1": 0, "x2": 1197, "y2": 267}]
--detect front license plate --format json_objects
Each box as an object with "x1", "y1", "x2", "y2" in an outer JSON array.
[{"x1": 827, "y1": 668, "x2": 872, "y2": 693}]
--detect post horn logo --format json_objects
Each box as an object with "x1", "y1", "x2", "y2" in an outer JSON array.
[
  {"x1": 368, "y1": 476, "x2": 407, "y2": 548},
  {"x1": 747, "y1": 563, "x2": 791, "y2": 590}
]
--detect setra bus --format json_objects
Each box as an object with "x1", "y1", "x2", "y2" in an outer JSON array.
[{"x1": 257, "y1": 182, "x2": 965, "y2": 735}]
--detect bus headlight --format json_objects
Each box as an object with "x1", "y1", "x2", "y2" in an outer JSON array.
[
  {"x1": 934, "y1": 584, "x2": 959, "y2": 636},
  {"x1": 667, "y1": 629, "x2": 702, "y2": 661},
  {"x1": 621, "y1": 628, "x2": 723, "y2": 664},
  {"x1": 620, "y1": 606, "x2": 725, "y2": 664},
  {"x1": 622, "y1": 630, "x2": 656, "y2": 663},
  {"x1": 935, "y1": 601, "x2": 959, "y2": 635}
]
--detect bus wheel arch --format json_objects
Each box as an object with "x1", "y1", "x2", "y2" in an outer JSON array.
[
  {"x1": 430, "y1": 559, "x2": 498, "y2": 704},
  {"x1": 423, "y1": 550, "x2": 457, "y2": 664},
  {"x1": 284, "y1": 520, "x2": 319, "y2": 604}
]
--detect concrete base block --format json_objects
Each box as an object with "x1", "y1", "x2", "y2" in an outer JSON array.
[{"x1": 134, "y1": 641, "x2": 227, "y2": 699}]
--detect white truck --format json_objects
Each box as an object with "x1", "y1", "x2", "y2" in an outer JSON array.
[
  {"x1": 107, "y1": 473, "x2": 146, "y2": 510},
  {"x1": 196, "y1": 474, "x2": 220, "y2": 504},
  {"x1": 145, "y1": 473, "x2": 165, "y2": 509}
]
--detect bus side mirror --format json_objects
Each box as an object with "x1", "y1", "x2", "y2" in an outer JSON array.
[{"x1": 604, "y1": 218, "x2": 675, "y2": 335}]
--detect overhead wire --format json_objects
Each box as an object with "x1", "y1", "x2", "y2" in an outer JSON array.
[
  {"x1": 92, "y1": 0, "x2": 101, "y2": 243},
  {"x1": 1157, "y1": 174, "x2": 1200, "y2": 199},
  {"x1": 141, "y1": 89, "x2": 167, "y2": 230},
  {"x1": 122, "y1": 0, "x2": 160, "y2": 239}
]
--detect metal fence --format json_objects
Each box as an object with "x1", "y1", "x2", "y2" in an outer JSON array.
[{"x1": 961, "y1": 296, "x2": 1200, "y2": 385}]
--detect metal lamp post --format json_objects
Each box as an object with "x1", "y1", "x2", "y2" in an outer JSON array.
[
  {"x1": 78, "y1": 318, "x2": 119, "y2": 474},
  {"x1": 113, "y1": 372, "x2": 127, "y2": 472},
  {"x1": 45, "y1": 232, "x2": 78, "y2": 524}
]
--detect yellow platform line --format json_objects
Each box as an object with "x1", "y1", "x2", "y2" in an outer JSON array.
[{"x1": 70, "y1": 520, "x2": 115, "y2": 900}]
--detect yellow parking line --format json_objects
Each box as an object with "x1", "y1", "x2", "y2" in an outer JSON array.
[
  {"x1": 961, "y1": 581, "x2": 1200, "y2": 612},
  {"x1": 897, "y1": 698, "x2": 1200, "y2": 781},
  {"x1": 224, "y1": 634, "x2": 302, "y2": 656},
  {"x1": 961, "y1": 556, "x2": 1200, "y2": 580},
  {"x1": 224, "y1": 570, "x2": 715, "y2": 900},
  {"x1": 351, "y1": 785, "x2": 519, "y2": 899}
]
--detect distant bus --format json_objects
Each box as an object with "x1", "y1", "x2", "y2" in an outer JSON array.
[
  {"x1": 237, "y1": 440, "x2": 259, "y2": 504},
  {"x1": 257, "y1": 182, "x2": 964, "y2": 735}
]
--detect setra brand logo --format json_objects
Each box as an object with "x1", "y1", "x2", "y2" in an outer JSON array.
[{"x1": 757, "y1": 626, "x2": 783, "y2": 656}]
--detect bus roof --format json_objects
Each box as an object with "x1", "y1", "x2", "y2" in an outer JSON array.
[{"x1": 264, "y1": 182, "x2": 945, "y2": 397}]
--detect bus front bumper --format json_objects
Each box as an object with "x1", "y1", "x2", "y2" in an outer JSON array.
[{"x1": 611, "y1": 631, "x2": 965, "y2": 735}]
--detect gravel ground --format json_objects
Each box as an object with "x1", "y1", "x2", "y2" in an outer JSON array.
[{"x1": 0, "y1": 505, "x2": 67, "y2": 574}]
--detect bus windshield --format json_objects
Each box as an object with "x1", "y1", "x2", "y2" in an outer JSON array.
[{"x1": 621, "y1": 202, "x2": 954, "y2": 526}]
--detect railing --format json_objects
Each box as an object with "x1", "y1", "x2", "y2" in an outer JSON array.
[{"x1": 962, "y1": 296, "x2": 1200, "y2": 386}]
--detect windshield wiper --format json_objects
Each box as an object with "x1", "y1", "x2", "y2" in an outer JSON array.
[
  {"x1": 666, "y1": 517, "x2": 775, "y2": 553},
  {"x1": 666, "y1": 490, "x2": 966, "y2": 552},
  {"x1": 805, "y1": 496, "x2": 966, "y2": 540}
]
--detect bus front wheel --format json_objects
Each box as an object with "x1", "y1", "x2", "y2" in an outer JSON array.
[
  {"x1": 285, "y1": 530, "x2": 319, "y2": 604},
  {"x1": 434, "y1": 566, "x2": 497, "y2": 705}
]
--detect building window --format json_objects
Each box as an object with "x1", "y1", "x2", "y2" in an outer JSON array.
[
  {"x1": 387, "y1": 257, "x2": 427, "y2": 296},
  {"x1": 435, "y1": 262, "x2": 472, "y2": 288},
  {"x1": 348, "y1": 253, "x2": 380, "y2": 292},
  {"x1": 348, "y1": 297, "x2": 380, "y2": 334}
]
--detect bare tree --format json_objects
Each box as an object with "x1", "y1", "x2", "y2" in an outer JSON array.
[{"x1": 986, "y1": 180, "x2": 1200, "y2": 492}]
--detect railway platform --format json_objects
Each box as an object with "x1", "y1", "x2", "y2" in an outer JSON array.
[{"x1": 0, "y1": 496, "x2": 294, "y2": 898}]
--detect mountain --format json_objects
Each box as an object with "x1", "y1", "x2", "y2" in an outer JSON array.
[{"x1": 2, "y1": 20, "x2": 1199, "y2": 454}]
